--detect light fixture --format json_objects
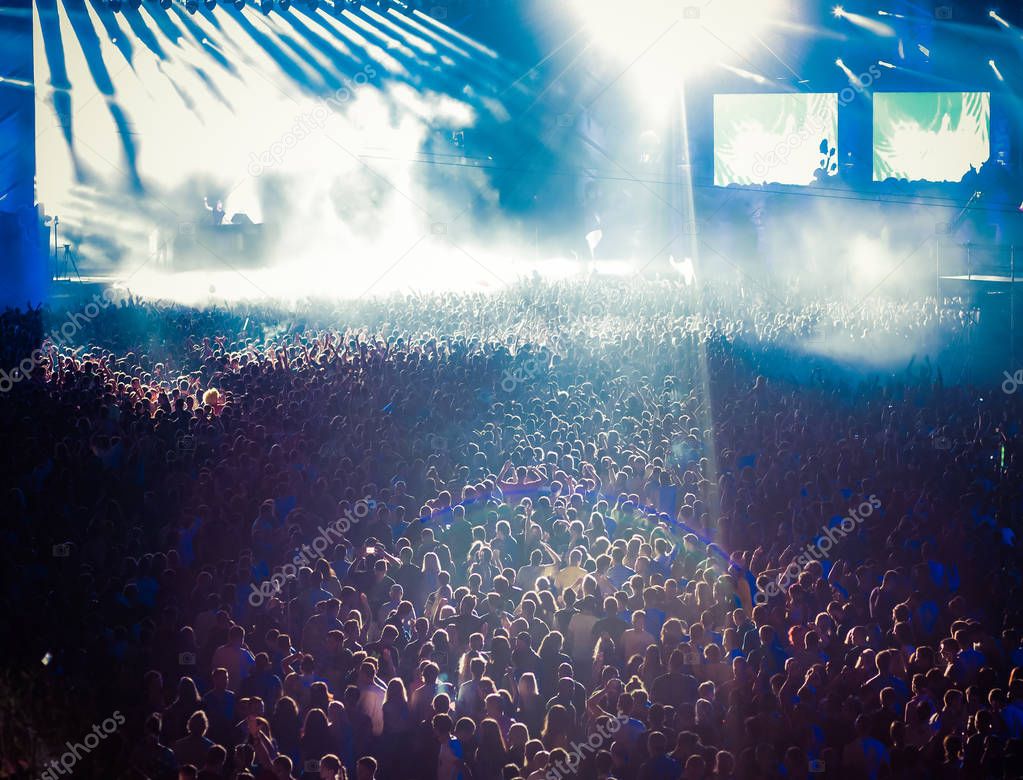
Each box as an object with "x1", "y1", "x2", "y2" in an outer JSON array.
[
  {"x1": 279, "y1": 0, "x2": 291, "y2": 9},
  {"x1": 989, "y1": 10, "x2": 1009, "y2": 28},
  {"x1": 233, "y1": 0, "x2": 244, "y2": 7},
  {"x1": 260, "y1": 0, "x2": 272, "y2": 12},
  {"x1": 204, "y1": 0, "x2": 216, "y2": 8},
  {"x1": 832, "y1": 5, "x2": 844, "y2": 17}
]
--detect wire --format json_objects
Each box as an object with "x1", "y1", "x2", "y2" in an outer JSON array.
[{"x1": 355, "y1": 149, "x2": 1023, "y2": 214}]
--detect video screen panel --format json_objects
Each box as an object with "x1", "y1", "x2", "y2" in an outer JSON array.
[
  {"x1": 873, "y1": 92, "x2": 990, "y2": 182},
  {"x1": 714, "y1": 93, "x2": 839, "y2": 187}
]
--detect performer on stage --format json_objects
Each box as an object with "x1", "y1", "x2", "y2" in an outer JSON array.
[{"x1": 203, "y1": 196, "x2": 226, "y2": 226}]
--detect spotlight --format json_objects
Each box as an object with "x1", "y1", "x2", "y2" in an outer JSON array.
[
  {"x1": 834, "y1": 57, "x2": 844, "y2": 66},
  {"x1": 185, "y1": 0, "x2": 198, "y2": 11},
  {"x1": 280, "y1": 0, "x2": 291, "y2": 8},
  {"x1": 989, "y1": 59, "x2": 1004, "y2": 81},
  {"x1": 233, "y1": 0, "x2": 244, "y2": 7},
  {"x1": 877, "y1": 60, "x2": 896, "y2": 69},
  {"x1": 348, "y1": 0, "x2": 361, "y2": 9},
  {"x1": 128, "y1": 0, "x2": 142, "y2": 8},
  {"x1": 989, "y1": 10, "x2": 1009, "y2": 28},
  {"x1": 832, "y1": 5, "x2": 844, "y2": 17},
  {"x1": 159, "y1": 0, "x2": 171, "y2": 8},
  {"x1": 304, "y1": 0, "x2": 318, "y2": 7},
  {"x1": 260, "y1": 0, "x2": 272, "y2": 12},
  {"x1": 108, "y1": 0, "x2": 122, "y2": 10},
  {"x1": 204, "y1": 0, "x2": 216, "y2": 8}
]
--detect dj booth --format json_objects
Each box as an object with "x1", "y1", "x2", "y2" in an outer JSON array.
[{"x1": 157, "y1": 221, "x2": 270, "y2": 271}]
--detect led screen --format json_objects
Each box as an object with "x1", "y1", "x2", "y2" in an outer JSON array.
[
  {"x1": 873, "y1": 91, "x2": 990, "y2": 182},
  {"x1": 714, "y1": 93, "x2": 838, "y2": 187}
]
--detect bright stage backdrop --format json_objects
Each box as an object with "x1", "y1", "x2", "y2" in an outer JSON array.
[
  {"x1": 873, "y1": 91, "x2": 990, "y2": 183},
  {"x1": 713, "y1": 93, "x2": 839, "y2": 187},
  {"x1": 33, "y1": 0, "x2": 495, "y2": 281}
]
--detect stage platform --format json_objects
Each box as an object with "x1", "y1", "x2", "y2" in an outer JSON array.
[{"x1": 940, "y1": 275, "x2": 1023, "y2": 284}]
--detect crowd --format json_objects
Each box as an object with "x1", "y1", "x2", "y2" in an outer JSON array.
[{"x1": 0, "y1": 278, "x2": 1020, "y2": 780}]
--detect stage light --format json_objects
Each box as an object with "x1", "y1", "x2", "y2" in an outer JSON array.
[
  {"x1": 833, "y1": 7, "x2": 895, "y2": 36},
  {"x1": 877, "y1": 60, "x2": 896, "y2": 69},
  {"x1": 108, "y1": 0, "x2": 122, "y2": 10},
  {"x1": 158, "y1": 0, "x2": 171, "y2": 8},
  {"x1": 989, "y1": 10, "x2": 1009, "y2": 28},
  {"x1": 185, "y1": 0, "x2": 198, "y2": 11},
  {"x1": 260, "y1": 0, "x2": 272, "y2": 11},
  {"x1": 280, "y1": 0, "x2": 291, "y2": 9},
  {"x1": 989, "y1": 59, "x2": 1004, "y2": 81},
  {"x1": 233, "y1": 0, "x2": 244, "y2": 7},
  {"x1": 835, "y1": 57, "x2": 859, "y2": 87},
  {"x1": 304, "y1": 0, "x2": 318, "y2": 7},
  {"x1": 128, "y1": 0, "x2": 142, "y2": 8},
  {"x1": 204, "y1": 0, "x2": 216, "y2": 8},
  {"x1": 572, "y1": 0, "x2": 785, "y2": 96}
]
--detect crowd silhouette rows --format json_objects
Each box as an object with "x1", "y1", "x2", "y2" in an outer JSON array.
[{"x1": 0, "y1": 279, "x2": 1019, "y2": 780}]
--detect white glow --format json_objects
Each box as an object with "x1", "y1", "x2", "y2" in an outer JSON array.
[
  {"x1": 34, "y1": 0, "x2": 518, "y2": 292},
  {"x1": 718, "y1": 63, "x2": 770, "y2": 86},
  {"x1": 568, "y1": 0, "x2": 786, "y2": 119},
  {"x1": 835, "y1": 9, "x2": 896, "y2": 37}
]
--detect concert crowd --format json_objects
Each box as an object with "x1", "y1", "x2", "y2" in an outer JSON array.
[{"x1": 0, "y1": 278, "x2": 1020, "y2": 780}]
